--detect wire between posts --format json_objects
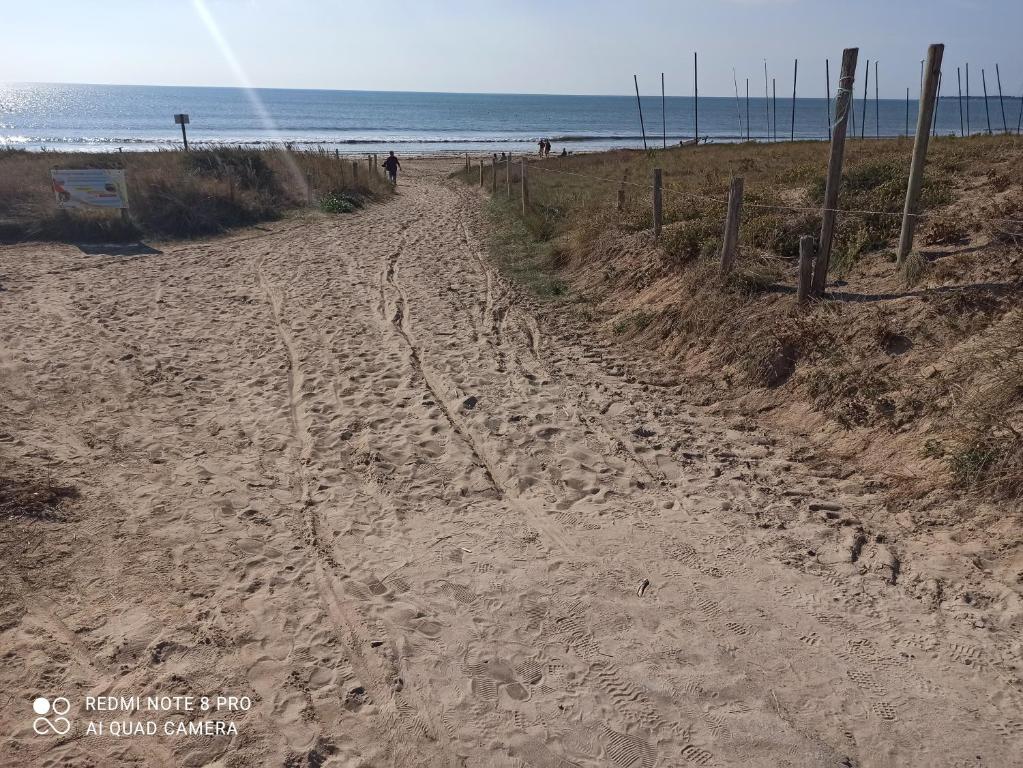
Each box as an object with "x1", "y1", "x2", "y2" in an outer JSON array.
[{"x1": 516, "y1": 158, "x2": 1023, "y2": 226}]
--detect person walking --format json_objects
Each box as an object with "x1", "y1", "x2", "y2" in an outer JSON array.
[{"x1": 381, "y1": 151, "x2": 401, "y2": 184}]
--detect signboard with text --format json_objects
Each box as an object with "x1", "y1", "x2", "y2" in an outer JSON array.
[{"x1": 50, "y1": 169, "x2": 129, "y2": 210}]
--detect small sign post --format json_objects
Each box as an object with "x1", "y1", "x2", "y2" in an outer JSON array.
[{"x1": 174, "y1": 113, "x2": 190, "y2": 151}]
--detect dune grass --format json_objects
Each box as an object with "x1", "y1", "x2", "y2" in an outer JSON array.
[
  {"x1": 0, "y1": 147, "x2": 392, "y2": 242},
  {"x1": 467, "y1": 136, "x2": 1023, "y2": 501}
]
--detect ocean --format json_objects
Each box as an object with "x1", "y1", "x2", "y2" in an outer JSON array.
[{"x1": 1, "y1": 82, "x2": 1020, "y2": 154}]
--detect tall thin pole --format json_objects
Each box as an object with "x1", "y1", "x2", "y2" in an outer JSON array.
[
  {"x1": 932, "y1": 72, "x2": 942, "y2": 136},
  {"x1": 875, "y1": 60, "x2": 880, "y2": 137},
  {"x1": 957, "y1": 67, "x2": 964, "y2": 137},
  {"x1": 732, "y1": 68, "x2": 743, "y2": 138},
  {"x1": 982, "y1": 69, "x2": 992, "y2": 134},
  {"x1": 764, "y1": 60, "x2": 771, "y2": 140},
  {"x1": 694, "y1": 52, "x2": 699, "y2": 141},
  {"x1": 861, "y1": 58, "x2": 870, "y2": 139},
  {"x1": 826, "y1": 58, "x2": 832, "y2": 140},
  {"x1": 906, "y1": 88, "x2": 910, "y2": 136},
  {"x1": 634, "y1": 74, "x2": 648, "y2": 149},
  {"x1": 791, "y1": 58, "x2": 798, "y2": 140},
  {"x1": 1014, "y1": 86, "x2": 1023, "y2": 136},
  {"x1": 995, "y1": 64, "x2": 1008, "y2": 133},
  {"x1": 898, "y1": 44, "x2": 944, "y2": 265},
  {"x1": 661, "y1": 72, "x2": 667, "y2": 148},
  {"x1": 965, "y1": 62, "x2": 971, "y2": 135},
  {"x1": 813, "y1": 47, "x2": 859, "y2": 297},
  {"x1": 773, "y1": 78, "x2": 778, "y2": 142},
  {"x1": 746, "y1": 78, "x2": 750, "y2": 141}
]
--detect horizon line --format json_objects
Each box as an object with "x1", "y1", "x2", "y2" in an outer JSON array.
[{"x1": 5, "y1": 80, "x2": 1007, "y2": 102}]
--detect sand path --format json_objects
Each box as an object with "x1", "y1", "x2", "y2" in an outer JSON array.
[{"x1": 1, "y1": 164, "x2": 1020, "y2": 767}]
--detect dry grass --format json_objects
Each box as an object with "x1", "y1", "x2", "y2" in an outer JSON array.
[
  {"x1": 472, "y1": 135, "x2": 1023, "y2": 500},
  {"x1": 0, "y1": 147, "x2": 392, "y2": 242}
]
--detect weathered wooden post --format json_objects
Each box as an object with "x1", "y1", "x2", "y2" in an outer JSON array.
[
  {"x1": 465, "y1": 152, "x2": 470, "y2": 178},
  {"x1": 797, "y1": 235, "x2": 815, "y2": 303},
  {"x1": 812, "y1": 47, "x2": 859, "y2": 297},
  {"x1": 652, "y1": 168, "x2": 663, "y2": 237},
  {"x1": 520, "y1": 159, "x2": 529, "y2": 214},
  {"x1": 367, "y1": 155, "x2": 373, "y2": 177},
  {"x1": 617, "y1": 186, "x2": 625, "y2": 211},
  {"x1": 719, "y1": 176, "x2": 744, "y2": 276},
  {"x1": 505, "y1": 154, "x2": 511, "y2": 197},
  {"x1": 479, "y1": 158, "x2": 484, "y2": 187},
  {"x1": 492, "y1": 154, "x2": 498, "y2": 193},
  {"x1": 897, "y1": 43, "x2": 944, "y2": 266},
  {"x1": 352, "y1": 160, "x2": 359, "y2": 182}
]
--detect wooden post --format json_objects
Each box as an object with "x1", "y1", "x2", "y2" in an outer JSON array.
[
  {"x1": 520, "y1": 159, "x2": 529, "y2": 214},
  {"x1": 906, "y1": 88, "x2": 910, "y2": 137},
  {"x1": 996, "y1": 64, "x2": 1008, "y2": 133},
  {"x1": 694, "y1": 52, "x2": 699, "y2": 141},
  {"x1": 479, "y1": 158, "x2": 484, "y2": 187},
  {"x1": 617, "y1": 186, "x2": 625, "y2": 211},
  {"x1": 932, "y1": 72, "x2": 943, "y2": 136},
  {"x1": 790, "y1": 58, "x2": 798, "y2": 140},
  {"x1": 652, "y1": 169, "x2": 663, "y2": 237},
  {"x1": 372, "y1": 153, "x2": 378, "y2": 174},
  {"x1": 719, "y1": 176, "x2": 744, "y2": 276},
  {"x1": 367, "y1": 155, "x2": 373, "y2": 177},
  {"x1": 982, "y1": 68, "x2": 992, "y2": 134},
  {"x1": 764, "y1": 60, "x2": 770, "y2": 140},
  {"x1": 825, "y1": 59, "x2": 832, "y2": 141},
  {"x1": 492, "y1": 154, "x2": 498, "y2": 193},
  {"x1": 634, "y1": 74, "x2": 648, "y2": 150},
  {"x1": 897, "y1": 43, "x2": 944, "y2": 266},
  {"x1": 797, "y1": 235, "x2": 815, "y2": 304},
  {"x1": 861, "y1": 58, "x2": 870, "y2": 139},
  {"x1": 812, "y1": 47, "x2": 859, "y2": 297},
  {"x1": 505, "y1": 154, "x2": 511, "y2": 197},
  {"x1": 465, "y1": 152, "x2": 470, "y2": 178},
  {"x1": 352, "y1": 160, "x2": 359, "y2": 182}
]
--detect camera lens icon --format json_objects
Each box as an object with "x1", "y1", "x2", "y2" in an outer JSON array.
[{"x1": 32, "y1": 696, "x2": 71, "y2": 736}]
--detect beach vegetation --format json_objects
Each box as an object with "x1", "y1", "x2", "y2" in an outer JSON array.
[{"x1": 0, "y1": 146, "x2": 391, "y2": 242}]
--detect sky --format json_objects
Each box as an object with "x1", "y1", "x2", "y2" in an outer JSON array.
[{"x1": 3, "y1": 0, "x2": 1022, "y2": 98}]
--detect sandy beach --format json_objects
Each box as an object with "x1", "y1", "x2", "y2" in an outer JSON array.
[{"x1": 1, "y1": 159, "x2": 1020, "y2": 767}]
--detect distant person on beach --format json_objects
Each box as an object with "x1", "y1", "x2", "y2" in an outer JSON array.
[
  {"x1": 545, "y1": 140, "x2": 552, "y2": 157},
  {"x1": 538, "y1": 139, "x2": 545, "y2": 157},
  {"x1": 382, "y1": 151, "x2": 401, "y2": 184},
  {"x1": 560, "y1": 148, "x2": 567, "y2": 157}
]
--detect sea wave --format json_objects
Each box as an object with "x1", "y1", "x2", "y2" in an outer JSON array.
[{"x1": 0, "y1": 132, "x2": 695, "y2": 147}]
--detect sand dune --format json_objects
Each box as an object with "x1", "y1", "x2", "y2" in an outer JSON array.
[{"x1": 1, "y1": 161, "x2": 1019, "y2": 767}]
